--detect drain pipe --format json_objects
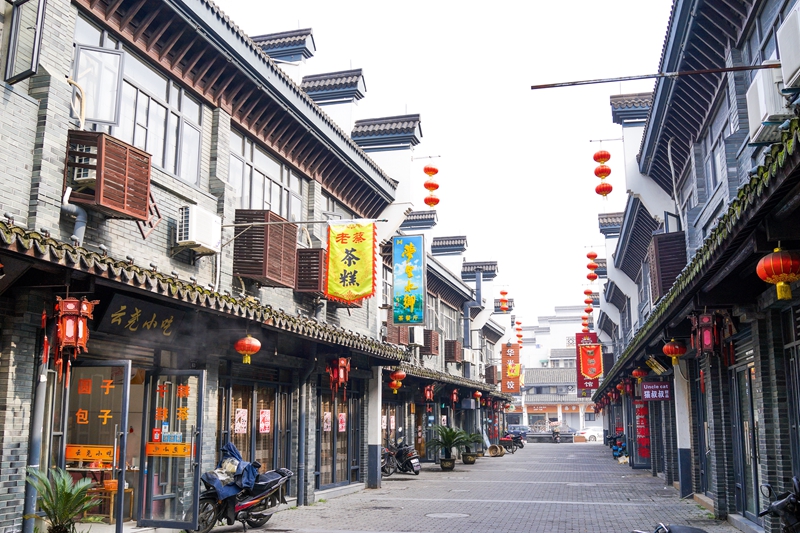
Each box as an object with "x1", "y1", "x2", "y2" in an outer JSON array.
[
  {"x1": 296, "y1": 357, "x2": 317, "y2": 506},
  {"x1": 61, "y1": 187, "x2": 88, "y2": 246}
]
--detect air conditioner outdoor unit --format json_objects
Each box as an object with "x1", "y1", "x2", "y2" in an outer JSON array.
[
  {"x1": 778, "y1": 7, "x2": 800, "y2": 88},
  {"x1": 408, "y1": 326, "x2": 425, "y2": 347},
  {"x1": 746, "y1": 60, "x2": 791, "y2": 144},
  {"x1": 177, "y1": 205, "x2": 222, "y2": 254}
]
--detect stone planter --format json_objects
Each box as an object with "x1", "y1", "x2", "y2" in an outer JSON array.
[
  {"x1": 461, "y1": 452, "x2": 477, "y2": 464},
  {"x1": 439, "y1": 457, "x2": 456, "y2": 471}
]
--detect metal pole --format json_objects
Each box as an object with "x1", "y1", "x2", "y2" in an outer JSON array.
[
  {"x1": 530, "y1": 63, "x2": 782, "y2": 90},
  {"x1": 23, "y1": 339, "x2": 49, "y2": 533}
]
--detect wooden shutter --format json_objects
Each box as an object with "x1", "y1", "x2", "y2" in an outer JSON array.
[
  {"x1": 64, "y1": 130, "x2": 151, "y2": 220},
  {"x1": 485, "y1": 365, "x2": 497, "y2": 384},
  {"x1": 385, "y1": 317, "x2": 409, "y2": 345},
  {"x1": 422, "y1": 329, "x2": 440, "y2": 356},
  {"x1": 233, "y1": 210, "x2": 297, "y2": 288},
  {"x1": 445, "y1": 340, "x2": 463, "y2": 362},
  {"x1": 650, "y1": 231, "x2": 687, "y2": 301},
  {"x1": 295, "y1": 248, "x2": 326, "y2": 294}
]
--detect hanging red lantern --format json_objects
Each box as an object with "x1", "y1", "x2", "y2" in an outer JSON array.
[
  {"x1": 594, "y1": 165, "x2": 611, "y2": 179},
  {"x1": 584, "y1": 306, "x2": 593, "y2": 314},
  {"x1": 581, "y1": 314, "x2": 589, "y2": 320},
  {"x1": 515, "y1": 321, "x2": 522, "y2": 326},
  {"x1": 596, "y1": 182, "x2": 613, "y2": 197},
  {"x1": 587, "y1": 261, "x2": 599, "y2": 271},
  {"x1": 424, "y1": 193, "x2": 440, "y2": 208},
  {"x1": 424, "y1": 384, "x2": 435, "y2": 402},
  {"x1": 662, "y1": 338, "x2": 687, "y2": 365},
  {"x1": 473, "y1": 390, "x2": 482, "y2": 400},
  {"x1": 451, "y1": 388, "x2": 459, "y2": 409},
  {"x1": 756, "y1": 247, "x2": 800, "y2": 300},
  {"x1": 616, "y1": 382, "x2": 624, "y2": 394},
  {"x1": 632, "y1": 368, "x2": 648, "y2": 384},
  {"x1": 593, "y1": 150, "x2": 610, "y2": 164},
  {"x1": 235, "y1": 334, "x2": 261, "y2": 365},
  {"x1": 582, "y1": 327, "x2": 590, "y2": 332},
  {"x1": 587, "y1": 251, "x2": 598, "y2": 261},
  {"x1": 587, "y1": 271, "x2": 598, "y2": 282},
  {"x1": 389, "y1": 380, "x2": 402, "y2": 394},
  {"x1": 423, "y1": 164, "x2": 439, "y2": 177},
  {"x1": 584, "y1": 288, "x2": 593, "y2": 296},
  {"x1": 327, "y1": 357, "x2": 351, "y2": 399},
  {"x1": 54, "y1": 296, "x2": 99, "y2": 383},
  {"x1": 584, "y1": 297, "x2": 593, "y2": 305},
  {"x1": 499, "y1": 290, "x2": 509, "y2": 312},
  {"x1": 390, "y1": 369, "x2": 406, "y2": 382},
  {"x1": 424, "y1": 177, "x2": 439, "y2": 192}
]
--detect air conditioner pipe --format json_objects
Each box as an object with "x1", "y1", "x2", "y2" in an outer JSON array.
[
  {"x1": 462, "y1": 269, "x2": 483, "y2": 349},
  {"x1": 61, "y1": 187, "x2": 87, "y2": 247}
]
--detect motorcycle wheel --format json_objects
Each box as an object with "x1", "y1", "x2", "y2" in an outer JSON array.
[
  {"x1": 511, "y1": 443, "x2": 517, "y2": 454},
  {"x1": 192, "y1": 497, "x2": 218, "y2": 533},
  {"x1": 246, "y1": 515, "x2": 272, "y2": 528},
  {"x1": 518, "y1": 440, "x2": 525, "y2": 448},
  {"x1": 381, "y1": 458, "x2": 396, "y2": 477}
]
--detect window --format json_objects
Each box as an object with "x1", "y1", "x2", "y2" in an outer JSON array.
[
  {"x1": 585, "y1": 413, "x2": 596, "y2": 422},
  {"x1": 441, "y1": 304, "x2": 458, "y2": 341},
  {"x1": 73, "y1": 15, "x2": 202, "y2": 183},
  {"x1": 229, "y1": 129, "x2": 304, "y2": 221},
  {"x1": 381, "y1": 265, "x2": 393, "y2": 308},
  {"x1": 4, "y1": 0, "x2": 47, "y2": 84},
  {"x1": 425, "y1": 295, "x2": 437, "y2": 331}
]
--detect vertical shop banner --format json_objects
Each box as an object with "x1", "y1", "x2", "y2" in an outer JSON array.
[
  {"x1": 575, "y1": 332, "x2": 601, "y2": 394},
  {"x1": 635, "y1": 400, "x2": 651, "y2": 459},
  {"x1": 501, "y1": 343, "x2": 521, "y2": 393},
  {"x1": 338, "y1": 413, "x2": 347, "y2": 432},
  {"x1": 259, "y1": 409, "x2": 271, "y2": 434},
  {"x1": 392, "y1": 235, "x2": 425, "y2": 324},
  {"x1": 325, "y1": 221, "x2": 376, "y2": 304}
]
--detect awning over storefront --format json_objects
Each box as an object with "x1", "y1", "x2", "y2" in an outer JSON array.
[{"x1": 394, "y1": 362, "x2": 513, "y2": 401}]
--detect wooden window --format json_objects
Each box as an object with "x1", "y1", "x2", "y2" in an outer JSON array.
[
  {"x1": 63, "y1": 130, "x2": 151, "y2": 220},
  {"x1": 233, "y1": 210, "x2": 297, "y2": 288}
]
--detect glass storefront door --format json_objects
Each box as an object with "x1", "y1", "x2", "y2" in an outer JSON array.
[
  {"x1": 62, "y1": 361, "x2": 130, "y2": 533},
  {"x1": 138, "y1": 369, "x2": 204, "y2": 530},
  {"x1": 317, "y1": 391, "x2": 359, "y2": 489},
  {"x1": 733, "y1": 363, "x2": 760, "y2": 522}
]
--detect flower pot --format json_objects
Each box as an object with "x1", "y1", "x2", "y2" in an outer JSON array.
[
  {"x1": 439, "y1": 457, "x2": 456, "y2": 471},
  {"x1": 461, "y1": 452, "x2": 477, "y2": 464}
]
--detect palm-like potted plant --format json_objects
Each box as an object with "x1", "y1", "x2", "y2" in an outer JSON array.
[
  {"x1": 426, "y1": 425, "x2": 471, "y2": 470},
  {"x1": 461, "y1": 432, "x2": 483, "y2": 464},
  {"x1": 25, "y1": 467, "x2": 103, "y2": 533}
]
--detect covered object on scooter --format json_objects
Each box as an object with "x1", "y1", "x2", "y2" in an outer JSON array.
[{"x1": 201, "y1": 442, "x2": 260, "y2": 500}]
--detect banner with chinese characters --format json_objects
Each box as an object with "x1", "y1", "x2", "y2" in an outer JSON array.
[
  {"x1": 325, "y1": 221, "x2": 376, "y2": 304},
  {"x1": 392, "y1": 235, "x2": 425, "y2": 324},
  {"x1": 501, "y1": 343, "x2": 521, "y2": 393},
  {"x1": 575, "y1": 332, "x2": 601, "y2": 394},
  {"x1": 97, "y1": 294, "x2": 184, "y2": 343},
  {"x1": 641, "y1": 382, "x2": 671, "y2": 401}
]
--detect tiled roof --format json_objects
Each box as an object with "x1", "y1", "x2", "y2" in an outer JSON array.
[
  {"x1": 596, "y1": 118, "x2": 800, "y2": 400},
  {"x1": 351, "y1": 114, "x2": 422, "y2": 148},
  {"x1": 431, "y1": 236, "x2": 467, "y2": 251},
  {"x1": 524, "y1": 368, "x2": 576, "y2": 384},
  {"x1": 599, "y1": 212, "x2": 623, "y2": 236},
  {"x1": 396, "y1": 362, "x2": 512, "y2": 399},
  {"x1": 252, "y1": 28, "x2": 313, "y2": 49},
  {"x1": 399, "y1": 210, "x2": 437, "y2": 230},
  {"x1": 610, "y1": 92, "x2": 653, "y2": 110},
  {"x1": 524, "y1": 392, "x2": 592, "y2": 403},
  {"x1": 461, "y1": 261, "x2": 498, "y2": 282},
  {"x1": 301, "y1": 69, "x2": 366, "y2": 103},
  {"x1": 0, "y1": 223, "x2": 407, "y2": 362}
]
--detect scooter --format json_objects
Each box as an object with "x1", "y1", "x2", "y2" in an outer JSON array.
[
  {"x1": 504, "y1": 432, "x2": 525, "y2": 449},
  {"x1": 393, "y1": 437, "x2": 421, "y2": 475},
  {"x1": 759, "y1": 476, "x2": 800, "y2": 533},
  {"x1": 632, "y1": 523, "x2": 708, "y2": 532},
  {"x1": 192, "y1": 443, "x2": 293, "y2": 533},
  {"x1": 552, "y1": 431, "x2": 561, "y2": 443}
]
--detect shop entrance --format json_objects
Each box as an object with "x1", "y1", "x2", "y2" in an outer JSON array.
[{"x1": 732, "y1": 362, "x2": 760, "y2": 523}]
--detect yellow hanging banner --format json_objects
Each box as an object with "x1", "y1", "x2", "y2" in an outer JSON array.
[{"x1": 325, "y1": 221, "x2": 376, "y2": 304}]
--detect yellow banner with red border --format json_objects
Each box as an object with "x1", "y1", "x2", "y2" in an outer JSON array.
[{"x1": 325, "y1": 221, "x2": 376, "y2": 304}]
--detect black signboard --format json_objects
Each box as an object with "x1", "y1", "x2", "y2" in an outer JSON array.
[{"x1": 97, "y1": 294, "x2": 184, "y2": 343}]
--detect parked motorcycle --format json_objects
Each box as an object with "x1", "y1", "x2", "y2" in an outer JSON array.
[
  {"x1": 381, "y1": 444, "x2": 397, "y2": 477},
  {"x1": 552, "y1": 430, "x2": 561, "y2": 444},
  {"x1": 499, "y1": 435, "x2": 518, "y2": 453},
  {"x1": 191, "y1": 443, "x2": 293, "y2": 533},
  {"x1": 393, "y1": 437, "x2": 421, "y2": 475},
  {"x1": 632, "y1": 523, "x2": 709, "y2": 532},
  {"x1": 503, "y1": 432, "x2": 525, "y2": 449},
  {"x1": 759, "y1": 476, "x2": 800, "y2": 533}
]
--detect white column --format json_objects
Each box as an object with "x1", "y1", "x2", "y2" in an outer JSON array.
[
  {"x1": 366, "y1": 366, "x2": 383, "y2": 488},
  {"x1": 673, "y1": 360, "x2": 692, "y2": 496}
]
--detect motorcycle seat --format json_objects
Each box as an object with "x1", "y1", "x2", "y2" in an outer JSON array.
[{"x1": 252, "y1": 471, "x2": 283, "y2": 494}]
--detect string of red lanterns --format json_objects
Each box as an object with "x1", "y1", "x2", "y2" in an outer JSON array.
[
  {"x1": 423, "y1": 165, "x2": 440, "y2": 208},
  {"x1": 499, "y1": 290, "x2": 509, "y2": 312},
  {"x1": 593, "y1": 150, "x2": 612, "y2": 198},
  {"x1": 388, "y1": 368, "x2": 406, "y2": 395}
]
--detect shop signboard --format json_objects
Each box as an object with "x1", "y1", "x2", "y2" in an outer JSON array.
[
  {"x1": 575, "y1": 332, "x2": 601, "y2": 394},
  {"x1": 97, "y1": 294, "x2": 184, "y2": 343},
  {"x1": 392, "y1": 235, "x2": 425, "y2": 324},
  {"x1": 641, "y1": 382, "x2": 671, "y2": 401},
  {"x1": 501, "y1": 343, "x2": 521, "y2": 393},
  {"x1": 325, "y1": 221, "x2": 377, "y2": 304}
]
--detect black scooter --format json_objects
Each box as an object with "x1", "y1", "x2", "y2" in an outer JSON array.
[
  {"x1": 393, "y1": 437, "x2": 421, "y2": 475},
  {"x1": 759, "y1": 476, "x2": 800, "y2": 533},
  {"x1": 633, "y1": 524, "x2": 708, "y2": 533}
]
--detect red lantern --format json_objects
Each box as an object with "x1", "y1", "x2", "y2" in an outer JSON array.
[
  {"x1": 587, "y1": 261, "x2": 599, "y2": 271},
  {"x1": 584, "y1": 289, "x2": 593, "y2": 296},
  {"x1": 473, "y1": 390, "x2": 482, "y2": 400},
  {"x1": 389, "y1": 380, "x2": 402, "y2": 394},
  {"x1": 584, "y1": 298, "x2": 593, "y2": 305},
  {"x1": 499, "y1": 290, "x2": 509, "y2": 312},
  {"x1": 616, "y1": 383, "x2": 624, "y2": 394},
  {"x1": 594, "y1": 165, "x2": 611, "y2": 179},
  {"x1": 662, "y1": 338, "x2": 687, "y2": 365},
  {"x1": 235, "y1": 334, "x2": 261, "y2": 365},
  {"x1": 587, "y1": 271, "x2": 598, "y2": 282},
  {"x1": 515, "y1": 321, "x2": 522, "y2": 326},
  {"x1": 582, "y1": 327, "x2": 590, "y2": 332},
  {"x1": 54, "y1": 296, "x2": 99, "y2": 383},
  {"x1": 424, "y1": 177, "x2": 439, "y2": 192},
  {"x1": 424, "y1": 193, "x2": 439, "y2": 208},
  {"x1": 327, "y1": 357, "x2": 351, "y2": 399},
  {"x1": 581, "y1": 314, "x2": 589, "y2": 320},
  {"x1": 593, "y1": 150, "x2": 610, "y2": 164},
  {"x1": 693, "y1": 313, "x2": 716, "y2": 353},
  {"x1": 632, "y1": 368, "x2": 648, "y2": 384},
  {"x1": 423, "y1": 164, "x2": 439, "y2": 177},
  {"x1": 390, "y1": 369, "x2": 406, "y2": 382},
  {"x1": 584, "y1": 306, "x2": 593, "y2": 314},
  {"x1": 424, "y1": 384, "x2": 435, "y2": 402},
  {"x1": 587, "y1": 251, "x2": 598, "y2": 261},
  {"x1": 756, "y1": 247, "x2": 800, "y2": 300},
  {"x1": 451, "y1": 388, "x2": 459, "y2": 408},
  {"x1": 596, "y1": 182, "x2": 613, "y2": 197}
]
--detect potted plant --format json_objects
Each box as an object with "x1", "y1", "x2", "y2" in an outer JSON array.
[
  {"x1": 25, "y1": 467, "x2": 103, "y2": 533},
  {"x1": 461, "y1": 433, "x2": 483, "y2": 464},
  {"x1": 426, "y1": 425, "x2": 470, "y2": 471}
]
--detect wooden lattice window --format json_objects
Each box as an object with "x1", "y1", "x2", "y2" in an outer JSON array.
[{"x1": 233, "y1": 210, "x2": 297, "y2": 288}]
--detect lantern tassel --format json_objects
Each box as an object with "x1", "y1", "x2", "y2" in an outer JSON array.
[{"x1": 777, "y1": 282, "x2": 792, "y2": 300}]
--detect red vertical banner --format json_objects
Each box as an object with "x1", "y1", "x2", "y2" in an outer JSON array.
[
  {"x1": 635, "y1": 400, "x2": 650, "y2": 459},
  {"x1": 501, "y1": 343, "x2": 521, "y2": 394},
  {"x1": 576, "y1": 332, "x2": 601, "y2": 393}
]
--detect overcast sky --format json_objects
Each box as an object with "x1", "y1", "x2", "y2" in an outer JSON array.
[{"x1": 213, "y1": 0, "x2": 674, "y2": 327}]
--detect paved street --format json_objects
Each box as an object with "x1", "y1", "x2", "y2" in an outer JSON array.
[{"x1": 245, "y1": 443, "x2": 742, "y2": 533}]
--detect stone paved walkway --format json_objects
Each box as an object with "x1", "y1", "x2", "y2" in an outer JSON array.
[{"x1": 212, "y1": 442, "x2": 747, "y2": 533}]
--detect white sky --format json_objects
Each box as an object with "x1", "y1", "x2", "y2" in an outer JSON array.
[{"x1": 213, "y1": 0, "x2": 675, "y2": 326}]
